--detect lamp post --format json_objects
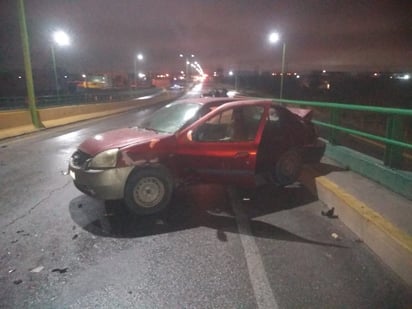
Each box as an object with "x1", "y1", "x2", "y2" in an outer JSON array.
[
  {"x1": 268, "y1": 32, "x2": 286, "y2": 99},
  {"x1": 51, "y1": 30, "x2": 70, "y2": 98},
  {"x1": 179, "y1": 54, "x2": 194, "y2": 87},
  {"x1": 229, "y1": 70, "x2": 238, "y2": 91},
  {"x1": 134, "y1": 53, "x2": 144, "y2": 87}
]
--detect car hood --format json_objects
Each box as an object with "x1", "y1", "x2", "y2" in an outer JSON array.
[{"x1": 78, "y1": 127, "x2": 169, "y2": 156}]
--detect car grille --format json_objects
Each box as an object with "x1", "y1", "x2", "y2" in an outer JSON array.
[{"x1": 71, "y1": 150, "x2": 91, "y2": 168}]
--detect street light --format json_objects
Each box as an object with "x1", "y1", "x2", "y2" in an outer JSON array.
[
  {"x1": 134, "y1": 53, "x2": 144, "y2": 87},
  {"x1": 229, "y1": 70, "x2": 238, "y2": 91},
  {"x1": 179, "y1": 53, "x2": 194, "y2": 86},
  {"x1": 268, "y1": 31, "x2": 286, "y2": 99},
  {"x1": 51, "y1": 30, "x2": 70, "y2": 98}
]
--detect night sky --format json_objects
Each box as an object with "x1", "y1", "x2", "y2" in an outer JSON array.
[{"x1": 1, "y1": 0, "x2": 411, "y2": 75}]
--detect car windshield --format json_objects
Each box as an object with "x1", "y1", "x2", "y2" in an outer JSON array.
[{"x1": 140, "y1": 102, "x2": 202, "y2": 133}]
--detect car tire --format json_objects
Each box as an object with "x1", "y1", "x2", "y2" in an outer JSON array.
[
  {"x1": 273, "y1": 149, "x2": 303, "y2": 186},
  {"x1": 124, "y1": 166, "x2": 173, "y2": 215}
]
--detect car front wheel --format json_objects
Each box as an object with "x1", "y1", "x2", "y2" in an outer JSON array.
[{"x1": 124, "y1": 166, "x2": 173, "y2": 215}]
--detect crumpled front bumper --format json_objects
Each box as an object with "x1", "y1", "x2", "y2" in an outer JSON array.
[{"x1": 68, "y1": 164, "x2": 134, "y2": 200}]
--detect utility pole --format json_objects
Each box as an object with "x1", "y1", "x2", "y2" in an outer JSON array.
[{"x1": 17, "y1": 0, "x2": 42, "y2": 128}]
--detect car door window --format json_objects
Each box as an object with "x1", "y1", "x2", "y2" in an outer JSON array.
[{"x1": 194, "y1": 106, "x2": 263, "y2": 142}]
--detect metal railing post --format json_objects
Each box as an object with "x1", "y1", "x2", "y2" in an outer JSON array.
[
  {"x1": 330, "y1": 108, "x2": 340, "y2": 145},
  {"x1": 384, "y1": 115, "x2": 404, "y2": 168}
]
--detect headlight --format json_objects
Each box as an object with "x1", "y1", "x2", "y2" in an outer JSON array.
[{"x1": 88, "y1": 148, "x2": 119, "y2": 169}]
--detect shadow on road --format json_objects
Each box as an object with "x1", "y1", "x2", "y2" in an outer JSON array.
[
  {"x1": 299, "y1": 162, "x2": 348, "y2": 195},
  {"x1": 69, "y1": 180, "x2": 346, "y2": 249}
]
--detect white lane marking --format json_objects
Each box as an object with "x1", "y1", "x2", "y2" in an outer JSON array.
[{"x1": 228, "y1": 187, "x2": 279, "y2": 309}]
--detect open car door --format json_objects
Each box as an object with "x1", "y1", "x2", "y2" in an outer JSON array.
[{"x1": 176, "y1": 104, "x2": 265, "y2": 187}]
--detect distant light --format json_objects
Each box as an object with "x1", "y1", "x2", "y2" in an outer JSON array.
[
  {"x1": 296, "y1": 75, "x2": 300, "y2": 79},
  {"x1": 137, "y1": 53, "x2": 143, "y2": 61},
  {"x1": 393, "y1": 73, "x2": 411, "y2": 80},
  {"x1": 229, "y1": 71, "x2": 233, "y2": 76},
  {"x1": 322, "y1": 70, "x2": 327, "y2": 73},
  {"x1": 52, "y1": 30, "x2": 70, "y2": 46},
  {"x1": 82, "y1": 74, "x2": 86, "y2": 78},
  {"x1": 18, "y1": 75, "x2": 22, "y2": 79},
  {"x1": 64, "y1": 75, "x2": 68, "y2": 79}
]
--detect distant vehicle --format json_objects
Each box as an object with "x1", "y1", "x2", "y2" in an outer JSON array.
[
  {"x1": 69, "y1": 98, "x2": 325, "y2": 215},
  {"x1": 169, "y1": 84, "x2": 184, "y2": 90},
  {"x1": 201, "y1": 88, "x2": 228, "y2": 98}
]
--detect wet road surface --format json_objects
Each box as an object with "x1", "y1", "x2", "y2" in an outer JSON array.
[{"x1": 1, "y1": 95, "x2": 411, "y2": 308}]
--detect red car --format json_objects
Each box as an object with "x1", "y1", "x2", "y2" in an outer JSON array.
[{"x1": 69, "y1": 98, "x2": 325, "y2": 215}]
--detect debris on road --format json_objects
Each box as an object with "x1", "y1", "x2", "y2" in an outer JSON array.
[
  {"x1": 217, "y1": 229, "x2": 228, "y2": 242},
  {"x1": 321, "y1": 207, "x2": 338, "y2": 219},
  {"x1": 16, "y1": 230, "x2": 30, "y2": 236},
  {"x1": 52, "y1": 268, "x2": 68, "y2": 274},
  {"x1": 331, "y1": 232, "x2": 340, "y2": 240},
  {"x1": 30, "y1": 266, "x2": 44, "y2": 273}
]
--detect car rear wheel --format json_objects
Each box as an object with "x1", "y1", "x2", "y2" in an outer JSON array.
[
  {"x1": 273, "y1": 149, "x2": 303, "y2": 186},
  {"x1": 124, "y1": 166, "x2": 173, "y2": 215}
]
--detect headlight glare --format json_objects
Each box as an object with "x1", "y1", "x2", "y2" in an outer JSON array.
[{"x1": 88, "y1": 148, "x2": 119, "y2": 168}]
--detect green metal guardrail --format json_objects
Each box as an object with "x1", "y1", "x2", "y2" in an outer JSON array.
[
  {"x1": 0, "y1": 88, "x2": 161, "y2": 110},
  {"x1": 276, "y1": 98, "x2": 412, "y2": 169}
]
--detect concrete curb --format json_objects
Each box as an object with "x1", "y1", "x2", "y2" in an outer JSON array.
[{"x1": 316, "y1": 174, "x2": 412, "y2": 287}]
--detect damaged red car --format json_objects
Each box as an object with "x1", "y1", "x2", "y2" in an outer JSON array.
[{"x1": 69, "y1": 98, "x2": 325, "y2": 215}]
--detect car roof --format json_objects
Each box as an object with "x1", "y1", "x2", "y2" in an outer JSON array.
[
  {"x1": 212, "y1": 98, "x2": 275, "y2": 109},
  {"x1": 172, "y1": 97, "x2": 295, "y2": 114},
  {"x1": 173, "y1": 97, "x2": 242, "y2": 106}
]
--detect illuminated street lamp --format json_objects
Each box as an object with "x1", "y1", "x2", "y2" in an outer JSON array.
[
  {"x1": 268, "y1": 31, "x2": 286, "y2": 99},
  {"x1": 134, "y1": 53, "x2": 144, "y2": 87},
  {"x1": 179, "y1": 53, "x2": 195, "y2": 86},
  {"x1": 51, "y1": 30, "x2": 70, "y2": 98},
  {"x1": 229, "y1": 70, "x2": 238, "y2": 91}
]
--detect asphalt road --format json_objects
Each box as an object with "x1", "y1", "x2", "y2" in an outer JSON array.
[{"x1": 1, "y1": 88, "x2": 411, "y2": 308}]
